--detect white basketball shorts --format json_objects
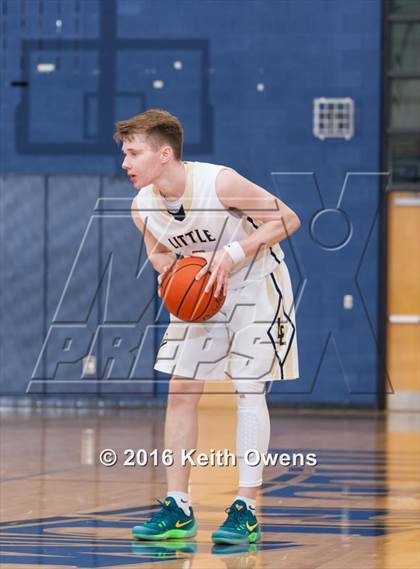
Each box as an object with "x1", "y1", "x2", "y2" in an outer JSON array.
[{"x1": 154, "y1": 261, "x2": 299, "y2": 382}]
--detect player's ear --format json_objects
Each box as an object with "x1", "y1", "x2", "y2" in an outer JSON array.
[{"x1": 160, "y1": 144, "x2": 173, "y2": 164}]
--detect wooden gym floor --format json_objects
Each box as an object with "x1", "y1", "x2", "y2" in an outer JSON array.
[{"x1": 1, "y1": 403, "x2": 419, "y2": 569}]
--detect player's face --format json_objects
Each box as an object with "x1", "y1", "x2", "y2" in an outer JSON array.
[{"x1": 121, "y1": 134, "x2": 164, "y2": 189}]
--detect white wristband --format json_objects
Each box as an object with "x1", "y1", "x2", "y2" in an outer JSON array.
[{"x1": 223, "y1": 241, "x2": 246, "y2": 266}]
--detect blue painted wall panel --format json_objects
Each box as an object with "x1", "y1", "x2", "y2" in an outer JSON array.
[
  {"x1": 0, "y1": 177, "x2": 45, "y2": 395},
  {"x1": 43, "y1": 177, "x2": 101, "y2": 395}
]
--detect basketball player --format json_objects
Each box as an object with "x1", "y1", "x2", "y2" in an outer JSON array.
[{"x1": 114, "y1": 109, "x2": 301, "y2": 545}]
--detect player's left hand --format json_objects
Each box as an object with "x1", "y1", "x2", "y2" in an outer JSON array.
[{"x1": 194, "y1": 249, "x2": 234, "y2": 298}]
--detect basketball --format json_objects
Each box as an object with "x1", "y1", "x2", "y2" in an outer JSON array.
[{"x1": 159, "y1": 256, "x2": 226, "y2": 322}]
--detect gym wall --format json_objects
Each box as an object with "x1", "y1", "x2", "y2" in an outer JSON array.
[{"x1": 0, "y1": 0, "x2": 383, "y2": 406}]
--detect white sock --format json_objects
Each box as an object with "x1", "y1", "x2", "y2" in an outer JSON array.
[
  {"x1": 167, "y1": 491, "x2": 191, "y2": 516},
  {"x1": 236, "y1": 495, "x2": 256, "y2": 513},
  {"x1": 234, "y1": 380, "x2": 270, "y2": 488}
]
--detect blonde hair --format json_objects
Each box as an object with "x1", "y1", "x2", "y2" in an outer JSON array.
[{"x1": 114, "y1": 108, "x2": 183, "y2": 160}]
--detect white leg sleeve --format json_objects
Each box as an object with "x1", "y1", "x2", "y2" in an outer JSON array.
[{"x1": 233, "y1": 379, "x2": 271, "y2": 488}]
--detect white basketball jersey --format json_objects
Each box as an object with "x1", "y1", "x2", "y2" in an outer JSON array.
[{"x1": 134, "y1": 161, "x2": 284, "y2": 289}]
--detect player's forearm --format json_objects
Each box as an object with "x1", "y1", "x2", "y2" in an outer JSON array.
[
  {"x1": 149, "y1": 251, "x2": 177, "y2": 273},
  {"x1": 239, "y1": 215, "x2": 301, "y2": 257}
]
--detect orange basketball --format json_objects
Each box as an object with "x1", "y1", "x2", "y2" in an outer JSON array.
[{"x1": 159, "y1": 256, "x2": 225, "y2": 322}]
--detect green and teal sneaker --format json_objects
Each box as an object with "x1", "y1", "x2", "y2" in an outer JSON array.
[
  {"x1": 132, "y1": 497, "x2": 197, "y2": 541},
  {"x1": 211, "y1": 500, "x2": 260, "y2": 545}
]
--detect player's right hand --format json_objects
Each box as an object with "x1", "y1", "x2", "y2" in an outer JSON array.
[{"x1": 157, "y1": 265, "x2": 172, "y2": 297}]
